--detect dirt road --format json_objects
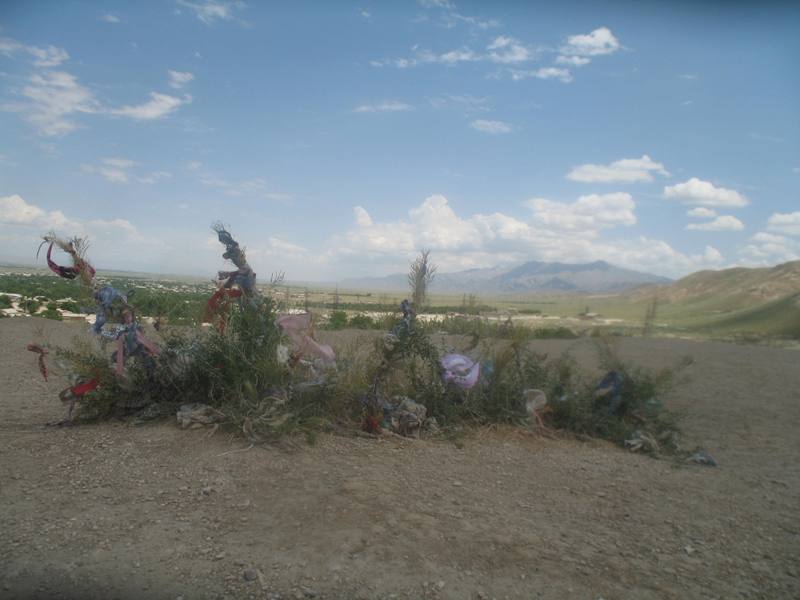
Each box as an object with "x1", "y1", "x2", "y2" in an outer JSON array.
[{"x1": 1, "y1": 318, "x2": 798, "y2": 599}]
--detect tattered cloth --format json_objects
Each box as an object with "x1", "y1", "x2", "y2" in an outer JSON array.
[
  {"x1": 277, "y1": 313, "x2": 335, "y2": 363},
  {"x1": 26, "y1": 343, "x2": 49, "y2": 381},
  {"x1": 45, "y1": 241, "x2": 96, "y2": 280},
  {"x1": 441, "y1": 353, "x2": 481, "y2": 390},
  {"x1": 204, "y1": 287, "x2": 243, "y2": 332}
]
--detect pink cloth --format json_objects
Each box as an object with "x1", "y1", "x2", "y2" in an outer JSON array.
[
  {"x1": 441, "y1": 353, "x2": 481, "y2": 389},
  {"x1": 277, "y1": 313, "x2": 335, "y2": 363}
]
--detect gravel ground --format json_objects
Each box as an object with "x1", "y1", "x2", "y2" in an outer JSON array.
[{"x1": 1, "y1": 317, "x2": 799, "y2": 599}]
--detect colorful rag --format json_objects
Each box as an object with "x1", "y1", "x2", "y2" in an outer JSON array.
[
  {"x1": 204, "y1": 287, "x2": 243, "y2": 332},
  {"x1": 92, "y1": 285, "x2": 129, "y2": 334},
  {"x1": 276, "y1": 313, "x2": 335, "y2": 363},
  {"x1": 27, "y1": 343, "x2": 49, "y2": 381},
  {"x1": 441, "y1": 353, "x2": 481, "y2": 390},
  {"x1": 44, "y1": 240, "x2": 96, "y2": 281},
  {"x1": 111, "y1": 310, "x2": 159, "y2": 375}
]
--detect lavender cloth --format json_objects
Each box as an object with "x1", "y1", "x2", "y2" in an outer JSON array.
[{"x1": 441, "y1": 353, "x2": 481, "y2": 389}]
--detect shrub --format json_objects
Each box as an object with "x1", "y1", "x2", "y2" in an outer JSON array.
[
  {"x1": 20, "y1": 298, "x2": 41, "y2": 314},
  {"x1": 0, "y1": 294, "x2": 12, "y2": 309},
  {"x1": 348, "y1": 313, "x2": 375, "y2": 329},
  {"x1": 326, "y1": 310, "x2": 348, "y2": 330}
]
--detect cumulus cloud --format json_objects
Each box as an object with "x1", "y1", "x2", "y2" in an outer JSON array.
[
  {"x1": 101, "y1": 14, "x2": 120, "y2": 23},
  {"x1": 332, "y1": 194, "x2": 724, "y2": 277},
  {"x1": 176, "y1": 0, "x2": 246, "y2": 24},
  {"x1": 567, "y1": 155, "x2": 669, "y2": 183},
  {"x1": 470, "y1": 119, "x2": 511, "y2": 134},
  {"x1": 560, "y1": 27, "x2": 620, "y2": 57},
  {"x1": 555, "y1": 55, "x2": 591, "y2": 67},
  {"x1": 168, "y1": 70, "x2": 194, "y2": 89},
  {"x1": 739, "y1": 232, "x2": 799, "y2": 265},
  {"x1": 527, "y1": 193, "x2": 636, "y2": 231},
  {"x1": 0, "y1": 194, "x2": 78, "y2": 230},
  {"x1": 687, "y1": 207, "x2": 717, "y2": 218},
  {"x1": 353, "y1": 100, "x2": 413, "y2": 113},
  {"x1": 664, "y1": 177, "x2": 749, "y2": 207},
  {"x1": 486, "y1": 36, "x2": 535, "y2": 64},
  {"x1": 766, "y1": 211, "x2": 800, "y2": 236},
  {"x1": 686, "y1": 215, "x2": 745, "y2": 231}
]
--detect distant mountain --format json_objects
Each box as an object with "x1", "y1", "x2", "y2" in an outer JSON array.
[{"x1": 341, "y1": 260, "x2": 670, "y2": 294}]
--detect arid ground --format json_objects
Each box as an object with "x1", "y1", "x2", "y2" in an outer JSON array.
[{"x1": 1, "y1": 317, "x2": 798, "y2": 600}]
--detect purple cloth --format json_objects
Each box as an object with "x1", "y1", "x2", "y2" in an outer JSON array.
[
  {"x1": 277, "y1": 313, "x2": 335, "y2": 363},
  {"x1": 441, "y1": 353, "x2": 480, "y2": 389}
]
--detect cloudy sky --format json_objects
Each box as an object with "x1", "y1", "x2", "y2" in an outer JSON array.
[{"x1": 1, "y1": 0, "x2": 798, "y2": 281}]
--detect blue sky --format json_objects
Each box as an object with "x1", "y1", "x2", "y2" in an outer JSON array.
[{"x1": 1, "y1": 0, "x2": 798, "y2": 281}]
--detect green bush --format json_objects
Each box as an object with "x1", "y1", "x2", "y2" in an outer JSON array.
[
  {"x1": 59, "y1": 300, "x2": 81, "y2": 313},
  {"x1": 348, "y1": 313, "x2": 375, "y2": 329},
  {"x1": 0, "y1": 294, "x2": 12, "y2": 309},
  {"x1": 326, "y1": 310, "x2": 349, "y2": 330},
  {"x1": 20, "y1": 298, "x2": 41, "y2": 314},
  {"x1": 40, "y1": 308, "x2": 62, "y2": 321}
]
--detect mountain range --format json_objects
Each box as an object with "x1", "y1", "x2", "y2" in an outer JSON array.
[{"x1": 341, "y1": 260, "x2": 671, "y2": 294}]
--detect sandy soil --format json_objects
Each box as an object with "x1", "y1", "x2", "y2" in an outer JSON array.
[{"x1": 1, "y1": 317, "x2": 799, "y2": 600}]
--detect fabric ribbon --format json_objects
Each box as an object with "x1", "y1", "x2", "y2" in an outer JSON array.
[
  {"x1": 26, "y1": 343, "x2": 49, "y2": 381},
  {"x1": 276, "y1": 313, "x2": 335, "y2": 363},
  {"x1": 46, "y1": 242, "x2": 96, "y2": 280},
  {"x1": 441, "y1": 353, "x2": 481, "y2": 390}
]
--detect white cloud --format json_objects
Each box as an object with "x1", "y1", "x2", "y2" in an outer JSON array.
[
  {"x1": 11, "y1": 71, "x2": 100, "y2": 136},
  {"x1": 81, "y1": 158, "x2": 171, "y2": 185},
  {"x1": 353, "y1": 100, "x2": 413, "y2": 113},
  {"x1": 82, "y1": 159, "x2": 133, "y2": 184},
  {"x1": 527, "y1": 193, "x2": 636, "y2": 231},
  {"x1": 555, "y1": 55, "x2": 591, "y2": 67},
  {"x1": 102, "y1": 157, "x2": 137, "y2": 169},
  {"x1": 110, "y1": 92, "x2": 190, "y2": 120},
  {"x1": 199, "y1": 175, "x2": 290, "y2": 201},
  {"x1": 510, "y1": 67, "x2": 573, "y2": 83},
  {"x1": 0, "y1": 194, "x2": 79, "y2": 230},
  {"x1": 0, "y1": 37, "x2": 70, "y2": 67},
  {"x1": 739, "y1": 231, "x2": 799, "y2": 265},
  {"x1": 686, "y1": 215, "x2": 745, "y2": 231},
  {"x1": 176, "y1": 0, "x2": 246, "y2": 24},
  {"x1": 767, "y1": 211, "x2": 800, "y2": 236},
  {"x1": 470, "y1": 119, "x2": 511, "y2": 134},
  {"x1": 429, "y1": 94, "x2": 490, "y2": 113},
  {"x1": 687, "y1": 207, "x2": 717, "y2": 218},
  {"x1": 332, "y1": 194, "x2": 723, "y2": 277},
  {"x1": 567, "y1": 155, "x2": 669, "y2": 183},
  {"x1": 664, "y1": 177, "x2": 749, "y2": 207},
  {"x1": 560, "y1": 27, "x2": 620, "y2": 57},
  {"x1": 3, "y1": 55, "x2": 191, "y2": 135},
  {"x1": 186, "y1": 161, "x2": 203, "y2": 171},
  {"x1": 168, "y1": 70, "x2": 194, "y2": 89},
  {"x1": 138, "y1": 171, "x2": 172, "y2": 184},
  {"x1": 101, "y1": 14, "x2": 121, "y2": 23},
  {"x1": 486, "y1": 36, "x2": 535, "y2": 64}
]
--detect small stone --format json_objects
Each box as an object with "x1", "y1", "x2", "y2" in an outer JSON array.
[
  {"x1": 214, "y1": 551, "x2": 226, "y2": 560},
  {"x1": 436, "y1": 580, "x2": 445, "y2": 589},
  {"x1": 684, "y1": 545, "x2": 695, "y2": 555},
  {"x1": 243, "y1": 569, "x2": 258, "y2": 582}
]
